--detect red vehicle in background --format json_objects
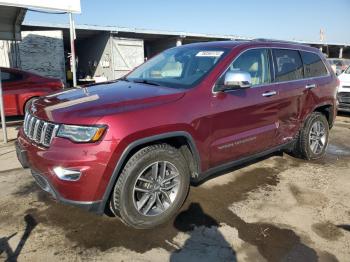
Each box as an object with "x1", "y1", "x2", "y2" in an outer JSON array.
[{"x1": 1, "y1": 67, "x2": 64, "y2": 116}]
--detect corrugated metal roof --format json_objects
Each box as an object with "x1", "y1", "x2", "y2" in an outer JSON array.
[
  {"x1": 23, "y1": 20, "x2": 350, "y2": 47},
  {"x1": 0, "y1": 5, "x2": 26, "y2": 40}
]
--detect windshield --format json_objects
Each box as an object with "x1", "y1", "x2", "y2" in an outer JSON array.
[{"x1": 126, "y1": 46, "x2": 229, "y2": 89}]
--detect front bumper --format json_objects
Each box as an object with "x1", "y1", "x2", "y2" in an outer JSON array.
[
  {"x1": 16, "y1": 128, "x2": 118, "y2": 214},
  {"x1": 30, "y1": 168, "x2": 103, "y2": 213}
]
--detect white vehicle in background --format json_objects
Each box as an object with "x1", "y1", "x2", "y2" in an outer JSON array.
[
  {"x1": 337, "y1": 66, "x2": 350, "y2": 112},
  {"x1": 328, "y1": 58, "x2": 350, "y2": 75}
]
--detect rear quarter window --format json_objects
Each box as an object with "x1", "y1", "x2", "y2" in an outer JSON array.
[
  {"x1": 300, "y1": 51, "x2": 328, "y2": 78},
  {"x1": 273, "y1": 49, "x2": 304, "y2": 82}
]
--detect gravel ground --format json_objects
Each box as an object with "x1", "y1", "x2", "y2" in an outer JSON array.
[{"x1": 0, "y1": 114, "x2": 349, "y2": 262}]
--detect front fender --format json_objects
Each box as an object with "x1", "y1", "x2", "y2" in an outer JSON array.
[{"x1": 97, "y1": 130, "x2": 201, "y2": 214}]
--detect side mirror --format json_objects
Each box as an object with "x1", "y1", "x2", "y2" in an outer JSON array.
[{"x1": 215, "y1": 70, "x2": 252, "y2": 92}]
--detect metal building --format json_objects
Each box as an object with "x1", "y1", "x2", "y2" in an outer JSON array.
[{"x1": 2, "y1": 21, "x2": 350, "y2": 84}]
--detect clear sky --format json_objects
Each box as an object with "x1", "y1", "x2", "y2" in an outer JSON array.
[{"x1": 24, "y1": 0, "x2": 350, "y2": 43}]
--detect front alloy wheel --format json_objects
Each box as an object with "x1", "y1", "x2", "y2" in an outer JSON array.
[
  {"x1": 133, "y1": 161, "x2": 180, "y2": 216},
  {"x1": 110, "y1": 144, "x2": 190, "y2": 229}
]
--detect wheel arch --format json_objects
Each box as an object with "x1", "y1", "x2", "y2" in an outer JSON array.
[
  {"x1": 99, "y1": 131, "x2": 201, "y2": 214},
  {"x1": 314, "y1": 104, "x2": 335, "y2": 129}
]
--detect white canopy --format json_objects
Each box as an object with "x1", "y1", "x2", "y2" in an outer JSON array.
[
  {"x1": 0, "y1": 0, "x2": 81, "y2": 143},
  {"x1": 0, "y1": 0, "x2": 81, "y2": 13}
]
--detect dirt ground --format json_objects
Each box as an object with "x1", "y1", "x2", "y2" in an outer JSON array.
[{"x1": 0, "y1": 114, "x2": 350, "y2": 262}]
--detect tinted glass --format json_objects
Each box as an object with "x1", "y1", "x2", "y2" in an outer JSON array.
[
  {"x1": 301, "y1": 51, "x2": 328, "y2": 78},
  {"x1": 273, "y1": 49, "x2": 303, "y2": 82},
  {"x1": 1, "y1": 71, "x2": 22, "y2": 83},
  {"x1": 127, "y1": 47, "x2": 228, "y2": 89},
  {"x1": 1, "y1": 71, "x2": 11, "y2": 81},
  {"x1": 226, "y1": 49, "x2": 271, "y2": 86}
]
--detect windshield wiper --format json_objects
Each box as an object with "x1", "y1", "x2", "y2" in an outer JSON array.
[
  {"x1": 132, "y1": 79, "x2": 161, "y2": 86},
  {"x1": 119, "y1": 77, "x2": 130, "y2": 82}
]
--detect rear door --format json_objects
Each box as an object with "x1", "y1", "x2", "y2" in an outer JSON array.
[
  {"x1": 299, "y1": 50, "x2": 331, "y2": 106},
  {"x1": 209, "y1": 48, "x2": 282, "y2": 167},
  {"x1": 271, "y1": 49, "x2": 307, "y2": 145}
]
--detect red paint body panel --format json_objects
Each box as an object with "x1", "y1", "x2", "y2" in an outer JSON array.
[
  {"x1": 16, "y1": 41, "x2": 338, "y2": 204},
  {"x1": 1, "y1": 67, "x2": 63, "y2": 116}
]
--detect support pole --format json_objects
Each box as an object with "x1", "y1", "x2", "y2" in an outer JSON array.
[
  {"x1": 69, "y1": 13, "x2": 77, "y2": 87},
  {"x1": 0, "y1": 68, "x2": 8, "y2": 143},
  {"x1": 176, "y1": 38, "x2": 182, "y2": 47},
  {"x1": 176, "y1": 35, "x2": 185, "y2": 47},
  {"x1": 339, "y1": 47, "x2": 343, "y2": 59}
]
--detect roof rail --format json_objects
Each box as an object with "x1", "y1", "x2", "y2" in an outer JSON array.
[{"x1": 253, "y1": 38, "x2": 306, "y2": 45}]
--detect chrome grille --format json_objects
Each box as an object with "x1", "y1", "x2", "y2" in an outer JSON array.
[{"x1": 23, "y1": 112, "x2": 59, "y2": 147}]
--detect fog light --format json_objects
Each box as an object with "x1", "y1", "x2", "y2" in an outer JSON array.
[{"x1": 53, "y1": 167, "x2": 82, "y2": 181}]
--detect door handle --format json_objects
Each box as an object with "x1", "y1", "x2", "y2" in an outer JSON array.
[
  {"x1": 262, "y1": 91, "x2": 277, "y2": 97},
  {"x1": 305, "y1": 84, "x2": 317, "y2": 89}
]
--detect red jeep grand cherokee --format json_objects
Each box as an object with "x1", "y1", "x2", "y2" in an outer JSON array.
[{"x1": 16, "y1": 40, "x2": 337, "y2": 228}]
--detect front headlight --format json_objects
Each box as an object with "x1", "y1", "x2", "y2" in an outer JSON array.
[{"x1": 57, "y1": 124, "x2": 107, "y2": 143}]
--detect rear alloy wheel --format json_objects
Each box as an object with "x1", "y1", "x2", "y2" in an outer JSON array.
[
  {"x1": 110, "y1": 144, "x2": 190, "y2": 229},
  {"x1": 292, "y1": 112, "x2": 329, "y2": 160},
  {"x1": 308, "y1": 120, "x2": 327, "y2": 155}
]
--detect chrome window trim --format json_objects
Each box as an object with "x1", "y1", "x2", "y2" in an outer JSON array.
[{"x1": 212, "y1": 46, "x2": 331, "y2": 95}]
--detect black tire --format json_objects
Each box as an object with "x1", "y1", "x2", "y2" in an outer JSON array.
[
  {"x1": 24, "y1": 97, "x2": 38, "y2": 114},
  {"x1": 291, "y1": 112, "x2": 329, "y2": 160},
  {"x1": 110, "y1": 144, "x2": 190, "y2": 229}
]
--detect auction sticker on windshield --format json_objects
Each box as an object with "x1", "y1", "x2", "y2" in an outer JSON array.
[{"x1": 196, "y1": 51, "x2": 224, "y2": 57}]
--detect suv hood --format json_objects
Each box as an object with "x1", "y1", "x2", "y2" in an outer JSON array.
[{"x1": 30, "y1": 80, "x2": 185, "y2": 125}]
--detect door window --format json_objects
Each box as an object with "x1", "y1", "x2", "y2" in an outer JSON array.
[
  {"x1": 273, "y1": 49, "x2": 303, "y2": 82},
  {"x1": 226, "y1": 49, "x2": 271, "y2": 86},
  {"x1": 300, "y1": 51, "x2": 328, "y2": 78}
]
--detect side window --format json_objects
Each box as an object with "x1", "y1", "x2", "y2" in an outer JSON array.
[
  {"x1": 273, "y1": 49, "x2": 303, "y2": 82},
  {"x1": 227, "y1": 49, "x2": 271, "y2": 86},
  {"x1": 1, "y1": 71, "x2": 12, "y2": 82},
  {"x1": 300, "y1": 51, "x2": 328, "y2": 78},
  {"x1": 0, "y1": 71, "x2": 23, "y2": 83}
]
